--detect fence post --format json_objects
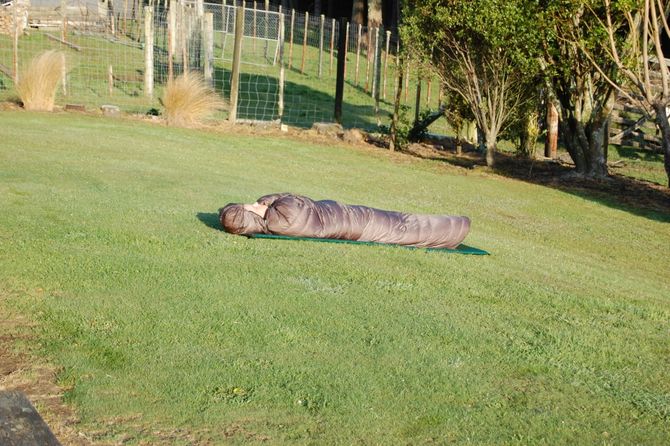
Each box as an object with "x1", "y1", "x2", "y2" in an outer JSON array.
[
  {"x1": 355, "y1": 23, "x2": 361, "y2": 85},
  {"x1": 288, "y1": 9, "x2": 295, "y2": 69},
  {"x1": 426, "y1": 78, "x2": 432, "y2": 107},
  {"x1": 318, "y1": 14, "x2": 324, "y2": 78},
  {"x1": 373, "y1": 27, "x2": 381, "y2": 123},
  {"x1": 12, "y1": 5, "x2": 19, "y2": 84},
  {"x1": 382, "y1": 30, "x2": 390, "y2": 100},
  {"x1": 364, "y1": 27, "x2": 372, "y2": 93},
  {"x1": 180, "y1": 2, "x2": 188, "y2": 73},
  {"x1": 300, "y1": 11, "x2": 308, "y2": 74},
  {"x1": 144, "y1": 5, "x2": 154, "y2": 98},
  {"x1": 389, "y1": 57, "x2": 404, "y2": 152},
  {"x1": 545, "y1": 102, "x2": 559, "y2": 158},
  {"x1": 329, "y1": 18, "x2": 335, "y2": 75},
  {"x1": 414, "y1": 74, "x2": 422, "y2": 125},
  {"x1": 168, "y1": 0, "x2": 176, "y2": 80},
  {"x1": 61, "y1": 53, "x2": 67, "y2": 95},
  {"x1": 278, "y1": 11, "x2": 285, "y2": 123},
  {"x1": 203, "y1": 12, "x2": 214, "y2": 85},
  {"x1": 221, "y1": 1, "x2": 229, "y2": 58},
  {"x1": 263, "y1": 0, "x2": 269, "y2": 59},
  {"x1": 252, "y1": 1, "x2": 257, "y2": 50},
  {"x1": 344, "y1": 22, "x2": 349, "y2": 78},
  {"x1": 404, "y1": 61, "x2": 409, "y2": 103},
  {"x1": 60, "y1": 0, "x2": 67, "y2": 41},
  {"x1": 371, "y1": 27, "x2": 380, "y2": 99},
  {"x1": 108, "y1": 65, "x2": 114, "y2": 96},
  {"x1": 229, "y1": 1, "x2": 245, "y2": 123},
  {"x1": 334, "y1": 17, "x2": 347, "y2": 124}
]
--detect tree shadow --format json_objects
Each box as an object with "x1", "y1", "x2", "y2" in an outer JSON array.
[
  {"x1": 196, "y1": 212, "x2": 223, "y2": 231},
  {"x1": 613, "y1": 145, "x2": 663, "y2": 163},
  {"x1": 405, "y1": 137, "x2": 670, "y2": 223}
]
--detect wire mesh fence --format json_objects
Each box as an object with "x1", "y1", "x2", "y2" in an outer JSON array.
[{"x1": 0, "y1": 0, "x2": 444, "y2": 131}]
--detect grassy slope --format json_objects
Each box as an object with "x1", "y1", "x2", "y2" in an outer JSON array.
[{"x1": 0, "y1": 111, "x2": 669, "y2": 444}]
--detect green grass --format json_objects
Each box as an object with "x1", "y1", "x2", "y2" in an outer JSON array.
[{"x1": 1, "y1": 111, "x2": 669, "y2": 444}]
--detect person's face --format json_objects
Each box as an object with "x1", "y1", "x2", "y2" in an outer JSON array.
[{"x1": 243, "y1": 202, "x2": 268, "y2": 217}]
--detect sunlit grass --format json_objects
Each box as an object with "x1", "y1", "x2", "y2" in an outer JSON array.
[{"x1": 1, "y1": 111, "x2": 669, "y2": 444}]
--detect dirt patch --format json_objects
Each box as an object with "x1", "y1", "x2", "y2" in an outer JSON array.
[{"x1": 0, "y1": 302, "x2": 92, "y2": 446}]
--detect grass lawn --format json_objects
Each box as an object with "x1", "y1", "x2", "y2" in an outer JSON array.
[{"x1": 0, "y1": 111, "x2": 669, "y2": 444}]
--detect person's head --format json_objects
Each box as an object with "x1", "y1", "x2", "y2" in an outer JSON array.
[{"x1": 219, "y1": 203, "x2": 266, "y2": 234}]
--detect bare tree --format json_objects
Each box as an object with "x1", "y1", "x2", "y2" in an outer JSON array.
[
  {"x1": 433, "y1": 36, "x2": 530, "y2": 166},
  {"x1": 581, "y1": 0, "x2": 670, "y2": 186}
]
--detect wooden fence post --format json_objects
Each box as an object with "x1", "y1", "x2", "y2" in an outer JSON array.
[
  {"x1": 355, "y1": 23, "x2": 361, "y2": 85},
  {"x1": 288, "y1": 9, "x2": 295, "y2": 69},
  {"x1": 382, "y1": 30, "x2": 390, "y2": 100},
  {"x1": 371, "y1": 27, "x2": 380, "y2": 99},
  {"x1": 108, "y1": 65, "x2": 114, "y2": 96},
  {"x1": 203, "y1": 12, "x2": 214, "y2": 85},
  {"x1": 334, "y1": 17, "x2": 347, "y2": 124},
  {"x1": 221, "y1": 1, "x2": 229, "y2": 58},
  {"x1": 329, "y1": 18, "x2": 335, "y2": 75},
  {"x1": 252, "y1": 1, "x2": 257, "y2": 50},
  {"x1": 12, "y1": 5, "x2": 19, "y2": 84},
  {"x1": 365, "y1": 27, "x2": 372, "y2": 92},
  {"x1": 344, "y1": 21, "x2": 349, "y2": 78},
  {"x1": 318, "y1": 14, "x2": 324, "y2": 78},
  {"x1": 414, "y1": 74, "x2": 422, "y2": 125},
  {"x1": 168, "y1": 0, "x2": 176, "y2": 80},
  {"x1": 300, "y1": 11, "x2": 308, "y2": 74},
  {"x1": 229, "y1": 1, "x2": 245, "y2": 122},
  {"x1": 144, "y1": 5, "x2": 154, "y2": 97},
  {"x1": 278, "y1": 11, "x2": 285, "y2": 122}
]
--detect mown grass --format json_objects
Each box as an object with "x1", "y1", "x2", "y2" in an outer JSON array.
[{"x1": 0, "y1": 111, "x2": 669, "y2": 444}]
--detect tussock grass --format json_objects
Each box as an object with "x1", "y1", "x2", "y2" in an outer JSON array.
[
  {"x1": 162, "y1": 73, "x2": 225, "y2": 127},
  {"x1": 16, "y1": 50, "x2": 65, "y2": 112}
]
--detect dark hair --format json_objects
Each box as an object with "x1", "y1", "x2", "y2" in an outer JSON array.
[{"x1": 219, "y1": 204, "x2": 267, "y2": 235}]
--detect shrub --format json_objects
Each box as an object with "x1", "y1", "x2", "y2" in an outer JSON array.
[
  {"x1": 161, "y1": 73, "x2": 225, "y2": 127},
  {"x1": 16, "y1": 50, "x2": 66, "y2": 112}
]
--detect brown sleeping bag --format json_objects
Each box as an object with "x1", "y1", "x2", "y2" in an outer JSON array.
[{"x1": 220, "y1": 193, "x2": 471, "y2": 249}]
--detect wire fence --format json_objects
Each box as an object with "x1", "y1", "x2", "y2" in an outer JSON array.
[{"x1": 0, "y1": 0, "x2": 444, "y2": 131}]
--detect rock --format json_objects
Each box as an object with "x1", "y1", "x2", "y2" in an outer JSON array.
[
  {"x1": 101, "y1": 104, "x2": 120, "y2": 117},
  {"x1": 311, "y1": 122, "x2": 344, "y2": 138},
  {"x1": 342, "y1": 128, "x2": 366, "y2": 144}
]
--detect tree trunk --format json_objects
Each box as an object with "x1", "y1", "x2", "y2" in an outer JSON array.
[
  {"x1": 485, "y1": 131, "x2": 497, "y2": 167},
  {"x1": 351, "y1": 0, "x2": 365, "y2": 25},
  {"x1": 559, "y1": 116, "x2": 609, "y2": 177},
  {"x1": 653, "y1": 102, "x2": 670, "y2": 187}
]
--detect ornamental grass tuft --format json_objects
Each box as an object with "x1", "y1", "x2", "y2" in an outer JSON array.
[
  {"x1": 16, "y1": 50, "x2": 66, "y2": 112},
  {"x1": 162, "y1": 72, "x2": 226, "y2": 127}
]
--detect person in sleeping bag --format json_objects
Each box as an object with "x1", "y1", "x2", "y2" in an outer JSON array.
[{"x1": 219, "y1": 193, "x2": 471, "y2": 249}]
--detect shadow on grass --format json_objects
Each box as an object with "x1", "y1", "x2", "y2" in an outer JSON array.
[
  {"x1": 406, "y1": 136, "x2": 670, "y2": 224},
  {"x1": 196, "y1": 212, "x2": 223, "y2": 231},
  {"x1": 210, "y1": 67, "x2": 383, "y2": 130},
  {"x1": 613, "y1": 145, "x2": 663, "y2": 163}
]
